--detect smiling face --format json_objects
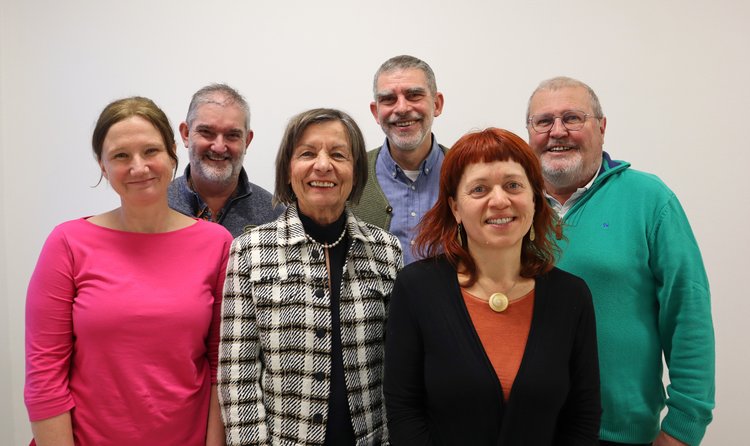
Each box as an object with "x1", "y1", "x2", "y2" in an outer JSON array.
[
  {"x1": 289, "y1": 120, "x2": 354, "y2": 225},
  {"x1": 449, "y1": 160, "x2": 535, "y2": 255},
  {"x1": 370, "y1": 67, "x2": 444, "y2": 155},
  {"x1": 99, "y1": 116, "x2": 176, "y2": 206},
  {"x1": 180, "y1": 96, "x2": 253, "y2": 190},
  {"x1": 527, "y1": 86, "x2": 606, "y2": 195}
]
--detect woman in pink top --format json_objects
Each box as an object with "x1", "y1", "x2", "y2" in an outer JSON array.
[{"x1": 24, "y1": 97, "x2": 232, "y2": 446}]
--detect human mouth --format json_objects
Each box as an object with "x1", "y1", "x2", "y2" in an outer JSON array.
[
  {"x1": 486, "y1": 217, "x2": 514, "y2": 225},
  {"x1": 394, "y1": 120, "x2": 417, "y2": 127},
  {"x1": 547, "y1": 145, "x2": 575, "y2": 153},
  {"x1": 310, "y1": 181, "x2": 335, "y2": 188},
  {"x1": 205, "y1": 152, "x2": 230, "y2": 161}
]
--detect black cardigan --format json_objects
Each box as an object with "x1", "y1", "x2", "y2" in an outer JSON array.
[{"x1": 384, "y1": 256, "x2": 601, "y2": 445}]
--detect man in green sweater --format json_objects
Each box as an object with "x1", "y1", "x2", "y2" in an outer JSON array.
[{"x1": 525, "y1": 77, "x2": 714, "y2": 446}]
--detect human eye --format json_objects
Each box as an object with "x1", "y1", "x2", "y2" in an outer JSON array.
[
  {"x1": 296, "y1": 149, "x2": 315, "y2": 159},
  {"x1": 406, "y1": 92, "x2": 425, "y2": 101},
  {"x1": 469, "y1": 184, "x2": 486, "y2": 195},
  {"x1": 563, "y1": 111, "x2": 585, "y2": 125},
  {"x1": 506, "y1": 181, "x2": 523, "y2": 191},
  {"x1": 225, "y1": 132, "x2": 242, "y2": 142},
  {"x1": 197, "y1": 128, "x2": 214, "y2": 139},
  {"x1": 533, "y1": 115, "x2": 554, "y2": 128},
  {"x1": 331, "y1": 150, "x2": 350, "y2": 160},
  {"x1": 111, "y1": 152, "x2": 128, "y2": 160},
  {"x1": 144, "y1": 147, "x2": 162, "y2": 156},
  {"x1": 378, "y1": 95, "x2": 396, "y2": 106}
]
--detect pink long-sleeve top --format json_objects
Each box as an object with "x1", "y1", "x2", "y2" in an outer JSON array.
[{"x1": 25, "y1": 218, "x2": 233, "y2": 445}]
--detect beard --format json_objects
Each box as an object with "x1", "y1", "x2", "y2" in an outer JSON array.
[
  {"x1": 189, "y1": 150, "x2": 243, "y2": 188},
  {"x1": 382, "y1": 113, "x2": 432, "y2": 152},
  {"x1": 540, "y1": 150, "x2": 600, "y2": 191}
]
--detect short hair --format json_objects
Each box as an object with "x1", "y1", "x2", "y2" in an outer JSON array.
[
  {"x1": 373, "y1": 55, "x2": 438, "y2": 98},
  {"x1": 185, "y1": 83, "x2": 251, "y2": 130},
  {"x1": 415, "y1": 128, "x2": 557, "y2": 285},
  {"x1": 92, "y1": 96, "x2": 177, "y2": 170},
  {"x1": 274, "y1": 108, "x2": 368, "y2": 207},
  {"x1": 526, "y1": 76, "x2": 604, "y2": 121}
]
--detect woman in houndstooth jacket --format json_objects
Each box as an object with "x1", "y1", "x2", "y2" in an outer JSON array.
[{"x1": 218, "y1": 108, "x2": 403, "y2": 446}]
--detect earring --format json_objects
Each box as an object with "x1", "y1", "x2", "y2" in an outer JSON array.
[
  {"x1": 457, "y1": 223, "x2": 464, "y2": 247},
  {"x1": 529, "y1": 225, "x2": 536, "y2": 242}
]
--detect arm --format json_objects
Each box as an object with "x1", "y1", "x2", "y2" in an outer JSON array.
[
  {"x1": 25, "y1": 227, "x2": 77, "y2": 435},
  {"x1": 206, "y1": 384, "x2": 226, "y2": 446},
  {"x1": 206, "y1": 237, "x2": 231, "y2": 446},
  {"x1": 654, "y1": 431, "x2": 688, "y2": 446},
  {"x1": 384, "y1": 276, "x2": 433, "y2": 446},
  {"x1": 555, "y1": 281, "x2": 601, "y2": 445},
  {"x1": 652, "y1": 196, "x2": 714, "y2": 445},
  {"x1": 218, "y1": 239, "x2": 269, "y2": 446},
  {"x1": 31, "y1": 412, "x2": 74, "y2": 446}
]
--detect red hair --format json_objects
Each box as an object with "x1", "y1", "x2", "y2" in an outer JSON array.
[{"x1": 415, "y1": 128, "x2": 557, "y2": 285}]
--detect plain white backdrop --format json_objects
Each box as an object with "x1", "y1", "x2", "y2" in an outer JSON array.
[{"x1": 2, "y1": 1, "x2": 748, "y2": 443}]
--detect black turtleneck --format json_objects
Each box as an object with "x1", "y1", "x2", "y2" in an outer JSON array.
[{"x1": 298, "y1": 207, "x2": 355, "y2": 445}]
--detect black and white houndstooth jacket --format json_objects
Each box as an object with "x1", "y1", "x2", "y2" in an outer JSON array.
[{"x1": 218, "y1": 204, "x2": 403, "y2": 446}]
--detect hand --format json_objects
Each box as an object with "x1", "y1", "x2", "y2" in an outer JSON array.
[{"x1": 653, "y1": 431, "x2": 689, "y2": 446}]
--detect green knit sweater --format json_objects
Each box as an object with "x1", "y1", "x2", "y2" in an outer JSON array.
[{"x1": 553, "y1": 153, "x2": 714, "y2": 445}]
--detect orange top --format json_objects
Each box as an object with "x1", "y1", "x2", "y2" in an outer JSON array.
[{"x1": 462, "y1": 289, "x2": 535, "y2": 401}]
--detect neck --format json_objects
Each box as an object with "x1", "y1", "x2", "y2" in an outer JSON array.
[
  {"x1": 469, "y1": 242, "x2": 523, "y2": 285},
  {"x1": 190, "y1": 174, "x2": 239, "y2": 219},
  {"x1": 545, "y1": 181, "x2": 577, "y2": 205},
  {"x1": 389, "y1": 135, "x2": 433, "y2": 171},
  {"x1": 115, "y1": 201, "x2": 177, "y2": 233}
]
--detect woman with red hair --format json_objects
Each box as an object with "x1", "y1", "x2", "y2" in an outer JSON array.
[{"x1": 384, "y1": 128, "x2": 601, "y2": 445}]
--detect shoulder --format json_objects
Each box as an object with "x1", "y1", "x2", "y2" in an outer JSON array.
[
  {"x1": 367, "y1": 146, "x2": 382, "y2": 161},
  {"x1": 603, "y1": 165, "x2": 674, "y2": 198},
  {"x1": 398, "y1": 256, "x2": 453, "y2": 283},
  {"x1": 536, "y1": 267, "x2": 592, "y2": 304},
  {"x1": 191, "y1": 219, "x2": 233, "y2": 241}
]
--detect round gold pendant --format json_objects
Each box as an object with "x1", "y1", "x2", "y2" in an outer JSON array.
[{"x1": 489, "y1": 292, "x2": 509, "y2": 312}]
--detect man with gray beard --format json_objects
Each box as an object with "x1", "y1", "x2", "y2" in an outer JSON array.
[
  {"x1": 352, "y1": 55, "x2": 446, "y2": 264},
  {"x1": 168, "y1": 84, "x2": 281, "y2": 237},
  {"x1": 526, "y1": 76, "x2": 714, "y2": 446}
]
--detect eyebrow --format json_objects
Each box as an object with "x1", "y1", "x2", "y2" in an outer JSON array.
[{"x1": 375, "y1": 86, "x2": 428, "y2": 100}]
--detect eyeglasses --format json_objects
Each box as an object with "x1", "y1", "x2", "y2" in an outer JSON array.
[{"x1": 527, "y1": 110, "x2": 600, "y2": 134}]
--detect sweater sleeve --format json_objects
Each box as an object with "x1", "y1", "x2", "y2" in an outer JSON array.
[
  {"x1": 554, "y1": 281, "x2": 601, "y2": 445},
  {"x1": 24, "y1": 226, "x2": 77, "y2": 421},
  {"x1": 651, "y1": 195, "x2": 715, "y2": 445},
  {"x1": 384, "y1": 274, "x2": 433, "y2": 446},
  {"x1": 219, "y1": 238, "x2": 270, "y2": 446}
]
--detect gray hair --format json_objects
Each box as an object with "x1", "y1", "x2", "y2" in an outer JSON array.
[
  {"x1": 526, "y1": 76, "x2": 604, "y2": 121},
  {"x1": 185, "y1": 83, "x2": 251, "y2": 130},
  {"x1": 274, "y1": 108, "x2": 368, "y2": 207},
  {"x1": 373, "y1": 55, "x2": 438, "y2": 98}
]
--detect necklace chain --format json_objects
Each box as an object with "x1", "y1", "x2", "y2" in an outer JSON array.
[{"x1": 305, "y1": 228, "x2": 346, "y2": 249}]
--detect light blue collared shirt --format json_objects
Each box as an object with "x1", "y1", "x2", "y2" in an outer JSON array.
[{"x1": 375, "y1": 135, "x2": 444, "y2": 265}]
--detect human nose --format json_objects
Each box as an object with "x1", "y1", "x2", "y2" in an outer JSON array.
[
  {"x1": 394, "y1": 95, "x2": 410, "y2": 114},
  {"x1": 210, "y1": 135, "x2": 228, "y2": 152},
  {"x1": 314, "y1": 152, "x2": 332, "y2": 171},
  {"x1": 130, "y1": 155, "x2": 149, "y2": 174},
  {"x1": 488, "y1": 186, "x2": 511, "y2": 207},
  {"x1": 549, "y1": 117, "x2": 568, "y2": 138}
]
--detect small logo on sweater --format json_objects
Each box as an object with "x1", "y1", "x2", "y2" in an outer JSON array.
[{"x1": 602, "y1": 222, "x2": 609, "y2": 229}]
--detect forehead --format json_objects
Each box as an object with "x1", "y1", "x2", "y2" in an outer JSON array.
[
  {"x1": 192, "y1": 100, "x2": 247, "y2": 130},
  {"x1": 529, "y1": 86, "x2": 592, "y2": 115},
  {"x1": 376, "y1": 68, "x2": 429, "y2": 92},
  {"x1": 297, "y1": 120, "x2": 349, "y2": 148},
  {"x1": 105, "y1": 116, "x2": 161, "y2": 144},
  {"x1": 460, "y1": 159, "x2": 528, "y2": 182}
]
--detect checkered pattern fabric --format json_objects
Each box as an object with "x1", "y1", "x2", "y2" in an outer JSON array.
[{"x1": 219, "y1": 204, "x2": 403, "y2": 445}]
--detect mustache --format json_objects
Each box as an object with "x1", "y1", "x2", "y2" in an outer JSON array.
[{"x1": 387, "y1": 113, "x2": 423, "y2": 124}]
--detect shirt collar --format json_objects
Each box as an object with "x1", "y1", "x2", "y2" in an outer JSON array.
[{"x1": 378, "y1": 134, "x2": 441, "y2": 177}]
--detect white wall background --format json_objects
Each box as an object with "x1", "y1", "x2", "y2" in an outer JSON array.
[{"x1": 2, "y1": 0, "x2": 747, "y2": 443}]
